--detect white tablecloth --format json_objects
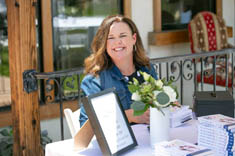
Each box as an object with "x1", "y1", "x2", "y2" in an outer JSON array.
[{"x1": 45, "y1": 120, "x2": 198, "y2": 156}]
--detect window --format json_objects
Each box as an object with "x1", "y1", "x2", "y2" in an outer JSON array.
[
  {"x1": 162, "y1": 0, "x2": 216, "y2": 30},
  {"x1": 149, "y1": 0, "x2": 226, "y2": 46},
  {"x1": 51, "y1": 0, "x2": 123, "y2": 71},
  {"x1": 0, "y1": 0, "x2": 10, "y2": 110}
]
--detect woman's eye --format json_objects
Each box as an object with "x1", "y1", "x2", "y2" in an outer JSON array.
[
  {"x1": 108, "y1": 37, "x2": 114, "y2": 40},
  {"x1": 120, "y1": 35, "x2": 127, "y2": 38}
]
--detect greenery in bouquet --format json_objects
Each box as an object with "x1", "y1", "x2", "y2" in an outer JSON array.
[{"x1": 128, "y1": 71, "x2": 179, "y2": 116}]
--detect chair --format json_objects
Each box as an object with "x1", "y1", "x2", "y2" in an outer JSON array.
[
  {"x1": 188, "y1": 11, "x2": 234, "y2": 87},
  {"x1": 64, "y1": 108, "x2": 81, "y2": 137}
]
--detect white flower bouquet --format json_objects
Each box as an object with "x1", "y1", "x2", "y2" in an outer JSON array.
[{"x1": 128, "y1": 71, "x2": 179, "y2": 115}]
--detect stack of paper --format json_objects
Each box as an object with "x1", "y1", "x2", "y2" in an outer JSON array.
[
  {"x1": 198, "y1": 114, "x2": 235, "y2": 156},
  {"x1": 170, "y1": 106, "x2": 193, "y2": 128},
  {"x1": 153, "y1": 139, "x2": 213, "y2": 156}
]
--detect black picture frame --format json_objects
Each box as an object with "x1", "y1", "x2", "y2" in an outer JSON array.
[{"x1": 82, "y1": 88, "x2": 137, "y2": 156}]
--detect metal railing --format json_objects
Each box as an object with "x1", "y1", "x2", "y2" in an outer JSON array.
[
  {"x1": 23, "y1": 47, "x2": 235, "y2": 140},
  {"x1": 151, "y1": 48, "x2": 235, "y2": 105},
  {"x1": 23, "y1": 68, "x2": 84, "y2": 140}
]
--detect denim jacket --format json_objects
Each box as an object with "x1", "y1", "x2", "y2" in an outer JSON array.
[{"x1": 79, "y1": 64, "x2": 158, "y2": 127}]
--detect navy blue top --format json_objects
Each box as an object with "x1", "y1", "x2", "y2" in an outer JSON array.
[{"x1": 79, "y1": 64, "x2": 158, "y2": 127}]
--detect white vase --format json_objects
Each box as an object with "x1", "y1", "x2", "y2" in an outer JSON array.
[{"x1": 150, "y1": 107, "x2": 170, "y2": 148}]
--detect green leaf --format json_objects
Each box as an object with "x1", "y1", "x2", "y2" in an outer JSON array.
[
  {"x1": 149, "y1": 76, "x2": 156, "y2": 84},
  {"x1": 0, "y1": 129, "x2": 9, "y2": 136},
  {"x1": 167, "y1": 79, "x2": 173, "y2": 85},
  {"x1": 0, "y1": 141, "x2": 12, "y2": 156},
  {"x1": 161, "y1": 78, "x2": 166, "y2": 84},
  {"x1": 133, "y1": 77, "x2": 139, "y2": 85},
  {"x1": 128, "y1": 84, "x2": 138, "y2": 93},
  {"x1": 156, "y1": 92, "x2": 170, "y2": 105},
  {"x1": 0, "y1": 142, "x2": 8, "y2": 150},
  {"x1": 1, "y1": 146, "x2": 12, "y2": 156},
  {"x1": 132, "y1": 103, "x2": 149, "y2": 116},
  {"x1": 140, "y1": 84, "x2": 152, "y2": 94},
  {"x1": 131, "y1": 101, "x2": 146, "y2": 111},
  {"x1": 133, "y1": 109, "x2": 146, "y2": 116}
]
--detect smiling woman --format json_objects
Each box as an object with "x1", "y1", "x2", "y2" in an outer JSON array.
[{"x1": 79, "y1": 15, "x2": 158, "y2": 127}]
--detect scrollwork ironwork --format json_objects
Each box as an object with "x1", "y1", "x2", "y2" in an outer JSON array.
[
  {"x1": 182, "y1": 59, "x2": 194, "y2": 81},
  {"x1": 169, "y1": 61, "x2": 180, "y2": 82}
]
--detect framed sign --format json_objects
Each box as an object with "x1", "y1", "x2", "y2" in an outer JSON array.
[{"x1": 82, "y1": 88, "x2": 137, "y2": 156}]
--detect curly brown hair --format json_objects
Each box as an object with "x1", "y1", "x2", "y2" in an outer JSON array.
[{"x1": 84, "y1": 15, "x2": 150, "y2": 76}]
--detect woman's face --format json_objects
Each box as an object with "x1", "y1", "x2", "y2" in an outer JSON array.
[{"x1": 106, "y1": 22, "x2": 136, "y2": 63}]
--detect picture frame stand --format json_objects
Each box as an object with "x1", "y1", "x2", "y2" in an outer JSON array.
[{"x1": 74, "y1": 119, "x2": 94, "y2": 150}]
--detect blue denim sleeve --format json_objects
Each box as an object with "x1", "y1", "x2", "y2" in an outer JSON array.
[
  {"x1": 79, "y1": 75, "x2": 101, "y2": 127},
  {"x1": 150, "y1": 63, "x2": 158, "y2": 80}
]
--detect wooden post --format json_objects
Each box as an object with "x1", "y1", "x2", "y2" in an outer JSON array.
[
  {"x1": 124, "y1": 0, "x2": 132, "y2": 19},
  {"x1": 41, "y1": 0, "x2": 54, "y2": 102},
  {"x1": 216, "y1": 0, "x2": 223, "y2": 18},
  {"x1": 153, "y1": 0, "x2": 161, "y2": 32},
  {"x1": 6, "y1": 0, "x2": 42, "y2": 155}
]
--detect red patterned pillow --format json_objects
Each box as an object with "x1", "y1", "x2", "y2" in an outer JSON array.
[
  {"x1": 188, "y1": 11, "x2": 233, "y2": 87},
  {"x1": 188, "y1": 11, "x2": 229, "y2": 53}
]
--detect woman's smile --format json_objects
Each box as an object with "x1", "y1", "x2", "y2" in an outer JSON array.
[{"x1": 113, "y1": 47, "x2": 125, "y2": 52}]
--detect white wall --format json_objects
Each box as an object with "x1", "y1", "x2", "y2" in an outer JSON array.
[
  {"x1": 41, "y1": 117, "x2": 72, "y2": 142},
  {"x1": 131, "y1": 0, "x2": 153, "y2": 54},
  {"x1": 223, "y1": 0, "x2": 235, "y2": 45}
]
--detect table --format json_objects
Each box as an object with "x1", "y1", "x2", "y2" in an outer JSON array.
[{"x1": 45, "y1": 120, "x2": 198, "y2": 156}]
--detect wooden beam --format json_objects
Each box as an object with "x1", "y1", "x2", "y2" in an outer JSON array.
[
  {"x1": 216, "y1": 0, "x2": 222, "y2": 18},
  {"x1": 41, "y1": 0, "x2": 54, "y2": 73},
  {"x1": 227, "y1": 26, "x2": 233, "y2": 38},
  {"x1": 148, "y1": 30, "x2": 189, "y2": 46},
  {"x1": 148, "y1": 26, "x2": 233, "y2": 46},
  {"x1": 124, "y1": 0, "x2": 131, "y2": 18},
  {"x1": 41, "y1": 0, "x2": 55, "y2": 102},
  {"x1": 0, "y1": 110, "x2": 12, "y2": 127},
  {"x1": 153, "y1": 0, "x2": 161, "y2": 32},
  {"x1": 6, "y1": 0, "x2": 42, "y2": 155}
]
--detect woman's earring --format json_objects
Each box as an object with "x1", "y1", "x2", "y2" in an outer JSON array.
[{"x1": 133, "y1": 45, "x2": 136, "y2": 52}]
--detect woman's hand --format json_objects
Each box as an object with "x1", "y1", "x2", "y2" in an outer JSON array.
[{"x1": 125, "y1": 109, "x2": 150, "y2": 124}]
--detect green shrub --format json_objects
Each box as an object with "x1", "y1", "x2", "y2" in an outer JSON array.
[
  {"x1": 0, "y1": 45, "x2": 9, "y2": 77},
  {"x1": 0, "y1": 127, "x2": 52, "y2": 156},
  {"x1": 0, "y1": 128, "x2": 13, "y2": 156}
]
